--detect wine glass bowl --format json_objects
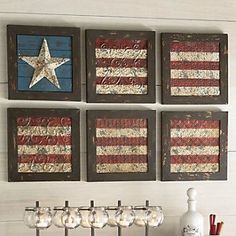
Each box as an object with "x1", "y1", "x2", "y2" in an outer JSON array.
[
  {"x1": 134, "y1": 206, "x2": 148, "y2": 227},
  {"x1": 24, "y1": 207, "x2": 37, "y2": 229},
  {"x1": 106, "y1": 206, "x2": 118, "y2": 227},
  {"x1": 146, "y1": 206, "x2": 164, "y2": 227},
  {"x1": 61, "y1": 207, "x2": 81, "y2": 229},
  {"x1": 115, "y1": 206, "x2": 135, "y2": 228},
  {"x1": 88, "y1": 207, "x2": 108, "y2": 229},
  {"x1": 53, "y1": 206, "x2": 64, "y2": 228},
  {"x1": 79, "y1": 206, "x2": 91, "y2": 228}
]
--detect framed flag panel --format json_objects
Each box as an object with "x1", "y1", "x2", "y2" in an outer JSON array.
[
  {"x1": 7, "y1": 25, "x2": 81, "y2": 101},
  {"x1": 87, "y1": 110, "x2": 156, "y2": 181},
  {"x1": 86, "y1": 30, "x2": 156, "y2": 103},
  {"x1": 161, "y1": 111, "x2": 228, "y2": 181},
  {"x1": 8, "y1": 108, "x2": 80, "y2": 181},
  {"x1": 161, "y1": 33, "x2": 228, "y2": 104}
]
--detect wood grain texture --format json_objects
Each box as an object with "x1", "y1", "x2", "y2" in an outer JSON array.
[{"x1": 0, "y1": 1, "x2": 236, "y2": 235}]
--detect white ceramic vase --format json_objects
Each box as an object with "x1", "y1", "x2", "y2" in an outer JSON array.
[{"x1": 180, "y1": 188, "x2": 204, "y2": 236}]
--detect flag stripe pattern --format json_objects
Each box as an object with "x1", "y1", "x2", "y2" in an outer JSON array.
[
  {"x1": 95, "y1": 38, "x2": 148, "y2": 95},
  {"x1": 170, "y1": 119, "x2": 220, "y2": 173},
  {"x1": 17, "y1": 116, "x2": 72, "y2": 173},
  {"x1": 95, "y1": 118, "x2": 148, "y2": 173},
  {"x1": 169, "y1": 41, "x2": 220, "y2": 96}
]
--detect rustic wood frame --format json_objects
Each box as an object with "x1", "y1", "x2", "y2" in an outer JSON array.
[
  {"x1": 86, "y1": 30, "x2": 156, "y2": 103},
  {"x1": 8, "y1": 108, "x2": 80, "y2": 182},
  {"x1": 87, "y1": 110, "x2": 156, "y2": 181},
  {"x1": 161, "y1": 33, "x2": 228, "y2": 104},
  {"x1": 7, "y1": 25, "x2": 81, "y2": 101},
  {"x1": 161, "y1": 111, "x2": 228, "y2": 181}
]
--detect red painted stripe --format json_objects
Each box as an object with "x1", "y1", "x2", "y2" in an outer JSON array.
[
  {"x1": 17, "y1": 135, "x2": 71, "y2": 145},
  {"x1": 95, "y1": 38, "x2": 147, "y2": 49},
  {"x1": 18, "y1": 154, "x2": 72, "y2": 163},
  {"x1": 171, "y1": 79, "x2": 220, "y2": 87},
  {"x1": 96, "y1": 155, "x2": 147, "y2": 164},
  {"x1": 96, "y1": 119, "x2": 147, "y2": 128},
  {"x1": 170, "y1": 61, "x2": 219, "y2": 70},
  {"x1": 96, "y1": 137, "x2": 147, "y2": 146},
  {"x1": 171, "y1": 119, "x2": 219, "y2": 129},
  {"x1": 96, "y1": 58, "x2": 147, "y2": 68},
  {"x1": 170, "y1": 41, "x2": 219, "y2": 52},
  {"x1": 171, "y1": 137, "x2": 219, "y2": 146},
  {"x1": 170, "y1": 155, "x2": 219, "y2": 164},
  {"x1": 16, "y1": 117, "x2": 72, "y2": 126},
  {"x1": 96, "y1": 77, "x2": 147, "y2": 85}
]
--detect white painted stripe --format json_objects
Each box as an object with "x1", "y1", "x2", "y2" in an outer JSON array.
[
  {"x1": 96, "y1": 128, "x2": 147, "y2": 138},
  {"x1": 171, "y1": 69, "x2": 219, "y2": 79},
  {"x1": 170, "y1": 163, "x2": 219, "y2": 173},
  {"x1": 170, "y1": 52, "x2": 219, "y2": 61},
  {"x1": 17, "y1": 126, "x2": 71, "y2": 136},
  {"x1": 96, "y1": 145, "x2": 147, "y2": 155},
  {"x1": 96, "y1": 85, "x2": 148, "y2": 94},
  {"x1": 96, "y1": 67, "x2": 147, "y2": 77},
  {"x1": 17, "y1": 145, "x2": 71, "y2": 155},
  {"x1": 171, "y1": 87, "x2": 220, "y2": 96},
  {"x1": 171, "y1": 146, "x2": 219, "y2": 156},
  {"x1": 96, "y1": 163, "x2": 147, "y2": 173},
  {"x1": 95, "y1": 49, "x2": 147, "y2": 59},
  {"x1": 171, "y1": 128, "x2": 219, "y2": 138},
  {"x1": 18, "y1": 163, "x2": 72, "y2": 173}
]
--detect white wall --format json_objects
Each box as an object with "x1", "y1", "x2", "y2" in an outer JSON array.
[{"x1": 0, "y1": 1, "x2": 236, "y2": 235}]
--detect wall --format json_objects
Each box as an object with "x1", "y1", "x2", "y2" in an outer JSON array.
[{"x1": 0, "y1": 1, "x2": 236, "y2": 235}]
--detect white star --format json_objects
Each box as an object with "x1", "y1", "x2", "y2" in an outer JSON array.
[{"x1": 19, "y1": 38, "x2": 70, "y2": 89}]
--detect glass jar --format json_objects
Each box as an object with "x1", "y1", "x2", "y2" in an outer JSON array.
[
  {"x1": 115, "y1": 206, "x2": 135, "y2": 228},
  {"x1": 53, "y1": 207, "x2": 64, "y2": 228},
  {"x1": 34, "y1": 207, "x2": 52, "y2": 229},
  {"x1": 134, "y1": 206, "x2": 148, "y2": 227},
  {"x1": 106, "y1": 206, "x2": 118, "y2": 227},
  {"x1": 24, "y1": 207, "x2": 36, "y2": 228},
  {"x1": 146, "y1": 206, "x2": 164, "y2": 227},
  {"x1": 61, "y1": 207, "x2": 81, "y2": 229},
  {"x1": 79, "y1": 206, "x2": 91, "y2": 228},
  {"x1": 88, "y1": 207, "x2": 108, "y2": 229}
]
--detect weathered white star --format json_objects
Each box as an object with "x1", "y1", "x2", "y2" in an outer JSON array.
[{"x1": 19, "y1": 38, "x2": 70, "y2": 89}]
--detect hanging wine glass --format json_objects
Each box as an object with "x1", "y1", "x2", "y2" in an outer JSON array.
[
  {"x1": 24, "y1": 207, "x2": 36, "y2": 229},
  {"x1": 88, "y1": 207, "x2": 108, "y2": 229},
  {"x1": 61, "y1": 207, "x2": 81, "y2": 229},
  {"x1": 146, "y1": 206, "x2": 164, "y2": 227},
  {"x1": 53, "y1": 206, "x2": 64, "y2": 228},
  {"x1": 34, "y1": 207, "x2": 52, "y2": 230},
  {"x1": 115, "y1": 206, "x2": 135, "y2": 228},
  {"x1": 134, "y1": 206, "x2": 148, "y2": 227},
  {"x1": 79, "y1": 206, "x2": 91, "y2": 228},
  {"x1": 107, "y1": 206, "x2": 118, "y2": 227}
]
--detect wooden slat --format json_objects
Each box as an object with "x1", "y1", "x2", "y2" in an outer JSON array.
[{"x1": 1, "y1": 0, "x2": 236, "y2": 22}]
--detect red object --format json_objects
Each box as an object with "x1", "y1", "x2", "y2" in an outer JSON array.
[
  {"x1": 216, "y1": 222, "x2": 224, "y2": 235},
  {"x1": 210, "y1": 214, "x2": 216, "y2": 235}
]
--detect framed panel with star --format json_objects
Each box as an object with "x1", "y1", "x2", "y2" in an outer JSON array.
[
  {"x1": 7, "y1": 25, "x2": 81, "y2": 101},
  {"x1": 161, "y1": 33, "x2": 228, "y2": 104},
  {"x1": 87, "y1": 110, "x2": 156, "y2": 181},
  {"x1": 8, "y1": 108, "x2": 80, "y2": 182},
  {"x1": 161, "y1": 111, "x2": 228, "y2": 181},
  {"x1": 86, "y1": 30, "x2": 156, "y2": 103}
]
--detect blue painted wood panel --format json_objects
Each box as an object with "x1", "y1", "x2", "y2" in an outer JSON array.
[
  {"x1": 17, "y1": 35, "x2": 73, "y2": 92},
  {"x1": 18, "y1": 77, "x2": 72, "y2": 92}
]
